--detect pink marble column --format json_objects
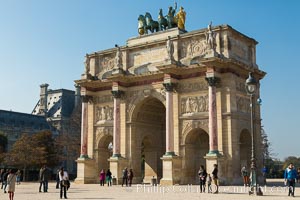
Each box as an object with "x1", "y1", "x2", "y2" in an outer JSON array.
[
  {"x1": 111, "y1": 90, "x2": 123, "y2": 157},
  {"x1": 80, "y1": 95, "x2": 90, "y2": 158},
  {"x1": 163, "y1": 83, "x2": 175, "y2": 156},
  {"x1": 206, "y1": 76, "x2": 219, "y2": 154}
]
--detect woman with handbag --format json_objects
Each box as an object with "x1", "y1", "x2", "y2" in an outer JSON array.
[
  {"x1": 59, "y1": 167, "x2": 69, "y2": 199},
  {"x1": 6, "y1": 169, "x2": 16, "y2": 200}
]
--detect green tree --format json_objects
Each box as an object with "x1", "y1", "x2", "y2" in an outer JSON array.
[
  {"x1": 4, "y1": 133, "x2": 46, "y2": 181},
  {"x1": 32, "y1": 130, "x2": 59, "y2": 167},
  {"x1": 282, "y1": 156, "x2": 300, "y2": 170}
]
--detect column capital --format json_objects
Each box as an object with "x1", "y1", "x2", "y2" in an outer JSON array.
[
  {"x1": 205, "y1": 77, "x2": 220, "y2": 87},
  {"x1": 163, "y1": 83, "x2": 176, "y2": 92},
  {"x1": 111, "y1": 90, "x2": 124, "y2": 98},
  {"x1": 81, "y1": 95, "x2": 92, "y2": 103}
]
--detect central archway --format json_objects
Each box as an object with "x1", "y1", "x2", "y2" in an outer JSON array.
[{"x1": 130, "y1": 97, "x2": 166, "y2": 183}]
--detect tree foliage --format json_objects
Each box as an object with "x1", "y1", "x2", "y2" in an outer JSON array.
[
  {"x1": 3, "y1": 130, "x2": 59, "y2": 169},
  {"x1": 282, "y1": 156, "x2": 300, "y2": 170}
]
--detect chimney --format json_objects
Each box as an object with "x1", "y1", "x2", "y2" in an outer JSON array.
[{"x1": 39, "y1": 83, "x2": 49, "y2": 116}]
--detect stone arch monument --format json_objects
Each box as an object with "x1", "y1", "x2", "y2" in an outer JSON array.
[{"x1": 75, "y1": 24, "x2": 266, "y2": 185}]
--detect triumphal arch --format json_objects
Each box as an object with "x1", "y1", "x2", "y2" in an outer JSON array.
[{"x1": 75, "y1": 20, "x2": 266, "y2": 185}]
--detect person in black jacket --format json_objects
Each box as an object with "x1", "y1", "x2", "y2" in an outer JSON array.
[
  {"x1": 198, "y1": 165, "x2": 207, "y2": 193},
  {"x1": 212, "y1": 164, "x2": 219, "y2": 194}
]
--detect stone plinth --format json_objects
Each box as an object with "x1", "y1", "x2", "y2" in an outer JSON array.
[
  {"x1": 75, "y1": 157, "x2": 97, "y2": 184},
  {"x1": 160, "y1": 155, "x2": 182, "y2": 185}
]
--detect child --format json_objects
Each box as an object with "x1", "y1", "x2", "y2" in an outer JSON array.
[{"x1": 206, "y1": 174, "x2": 212, "y2": 193}]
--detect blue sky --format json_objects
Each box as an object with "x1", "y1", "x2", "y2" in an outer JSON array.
[{"x1": 0, "y1": 0, "x2": 299, "y2": 160}]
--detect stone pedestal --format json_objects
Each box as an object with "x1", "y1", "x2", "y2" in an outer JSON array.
[
  {"x1": 205, "y1": 153, "x2": 224, "y2": 184},
  {"x1": 160, "y1": 155, "x2": 181, "y2": 185},
  {"x1": 108, "y1": 156, "x2": 127, "y2": 184},
  {"x1": 75, "y1": 158, "x2": 97, "y2": 184}
]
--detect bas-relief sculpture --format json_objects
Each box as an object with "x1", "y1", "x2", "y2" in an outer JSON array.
[
  {"x1": 95, "y1": 106, "x2": 114, "y2": 122},
  {"x1": 181, "y1": 95, "x2": 209, "y2": 114}
]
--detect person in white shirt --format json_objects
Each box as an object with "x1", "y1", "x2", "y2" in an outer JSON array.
[{"x1": 59, "y1": 167, "x2": 69, "y2": 199}]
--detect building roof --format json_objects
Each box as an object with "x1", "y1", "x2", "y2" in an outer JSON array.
[{"x1": 0, "y1": 109, "x2": 50, "y2": 131}]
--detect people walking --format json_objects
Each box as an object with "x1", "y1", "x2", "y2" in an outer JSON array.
[
  {"x1": 212, "y1": 164, "x2": 219, "y2": 194},
  {"x1": 284, "y1": 163, "x2": 297, "y2": 197},
  {"x1": 59, "y1": 167, "x2": 69, "y2": 199},
  {"x1": 56, "y1": 169, "x2": 60, "y2": 189},
  {"x1": 198, "y1": 165, "x2": 207, "y2": 193},
  {"x1": 38, "y1": 166, "x2": 44, "y2": 192},
  {"x1": 127, "y1": 169, "x2": 134, "y2": 187},
  {"x1": 15, "y1": 170, "x2": 21, "y2": 185},
  {"x1": 6, "y1": 169, "x2": 16, "y2": 200},
  {"x1": 3, "y1": 169, "x2": 9, "y2": 193},
  {"x1": 99, "y1": 169, "x2": 105, "y2": 186},
  {"x1": 122, "y1": 168, "x2": 128, "y2": 187},
  {"x1": 106, "y1": 169, "x2": 112, "y2": 187},
  {"x1": 241, "y1": 166, "x2": 249, "y2": 186},
  {"x1": 1, "y1": 169, "x2": 6, "y2": 190}
]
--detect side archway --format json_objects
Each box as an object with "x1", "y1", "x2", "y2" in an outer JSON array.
[
  {"x1": 239, "y1": 129, "x2": 251, "y2": 169},
  {"x1": 182, "y1": 128, "x2": 209, "y2": 184},
  {"x1": 97, "y1": 134, "x2": 113, "y2": 172}
]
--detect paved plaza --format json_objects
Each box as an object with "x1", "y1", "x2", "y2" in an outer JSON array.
[{"x1": 0, "y1": 179, "x2": 299, "y2": 200}]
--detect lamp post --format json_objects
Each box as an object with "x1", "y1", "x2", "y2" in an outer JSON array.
[{"x1": 245, "y1": 72, "x2": 263, "y2": 196}]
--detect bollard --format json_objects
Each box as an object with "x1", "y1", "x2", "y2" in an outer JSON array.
[{"x1": 151, "y1": 176, "x2": 157, "y2": 186}]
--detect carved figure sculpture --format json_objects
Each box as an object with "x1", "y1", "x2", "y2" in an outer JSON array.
[
  {"x1": 145, "y1": 12, "x2": 159, "y2": 33},
  {"x1": 158, "y1": 8, "x2": 168, "y2": 31},
  {"x1": 166, "y1": 36, "x2": 174, "y2": 61},
  {"x1": 84, "y1": 53, "x2": 90, "y2": 74},
  {"x1": 114, "y1": 45, "x2": 122, "y2": 69},
  {"x1": 175, "y1": 6, "x2": 186, "y2": 30},
  {"x1": 206, "y1": 21, "x2": 216, "y2": 50},
  {"x1": 166, "y1": 2, "x2": 177, "y2": 29}
]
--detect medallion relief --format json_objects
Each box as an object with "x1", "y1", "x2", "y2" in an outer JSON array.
[
  {"x1": 180, "y1": 37, "x2": 209, "y2": 59},
  {"x1": 98, "y1": 55, "x2": 115, "y2": 73}
]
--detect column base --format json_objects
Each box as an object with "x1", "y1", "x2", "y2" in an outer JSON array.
[
  {"x1": 160, "y1": 155, "x2": 182, "y2": 185},
  {"x1": 79, "y1": 154, "x2": 89, "y2": 159},
  {"x1": 108, "y1": 156, "x2": 128, "y2": 184},
  {"x1": 204, "y1": 152, "x2": 225, "y2": 184},
  {"x1": 75, "y1": 157, "x2": 97, "y2": 184},
  {"x1": 164, "y1": 151, "x2": 176, "y2": 156},
  {"x1": 112, "y1": 153, "x2": 121, "y2": 158}
]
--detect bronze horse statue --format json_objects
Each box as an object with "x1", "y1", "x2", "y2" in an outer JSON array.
[
  {"x1": 145, "y1": 12, "x2": 159, "y2": 33},
  {"x1": 166, "y1": 5, "x2": 177, "y2": 29},
  {"x1": 138, "y1": 14, "x2": 147, "y2": 35},
  {"x1": 158, "y1": 8, "x2": 168, "y2": 31}
]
